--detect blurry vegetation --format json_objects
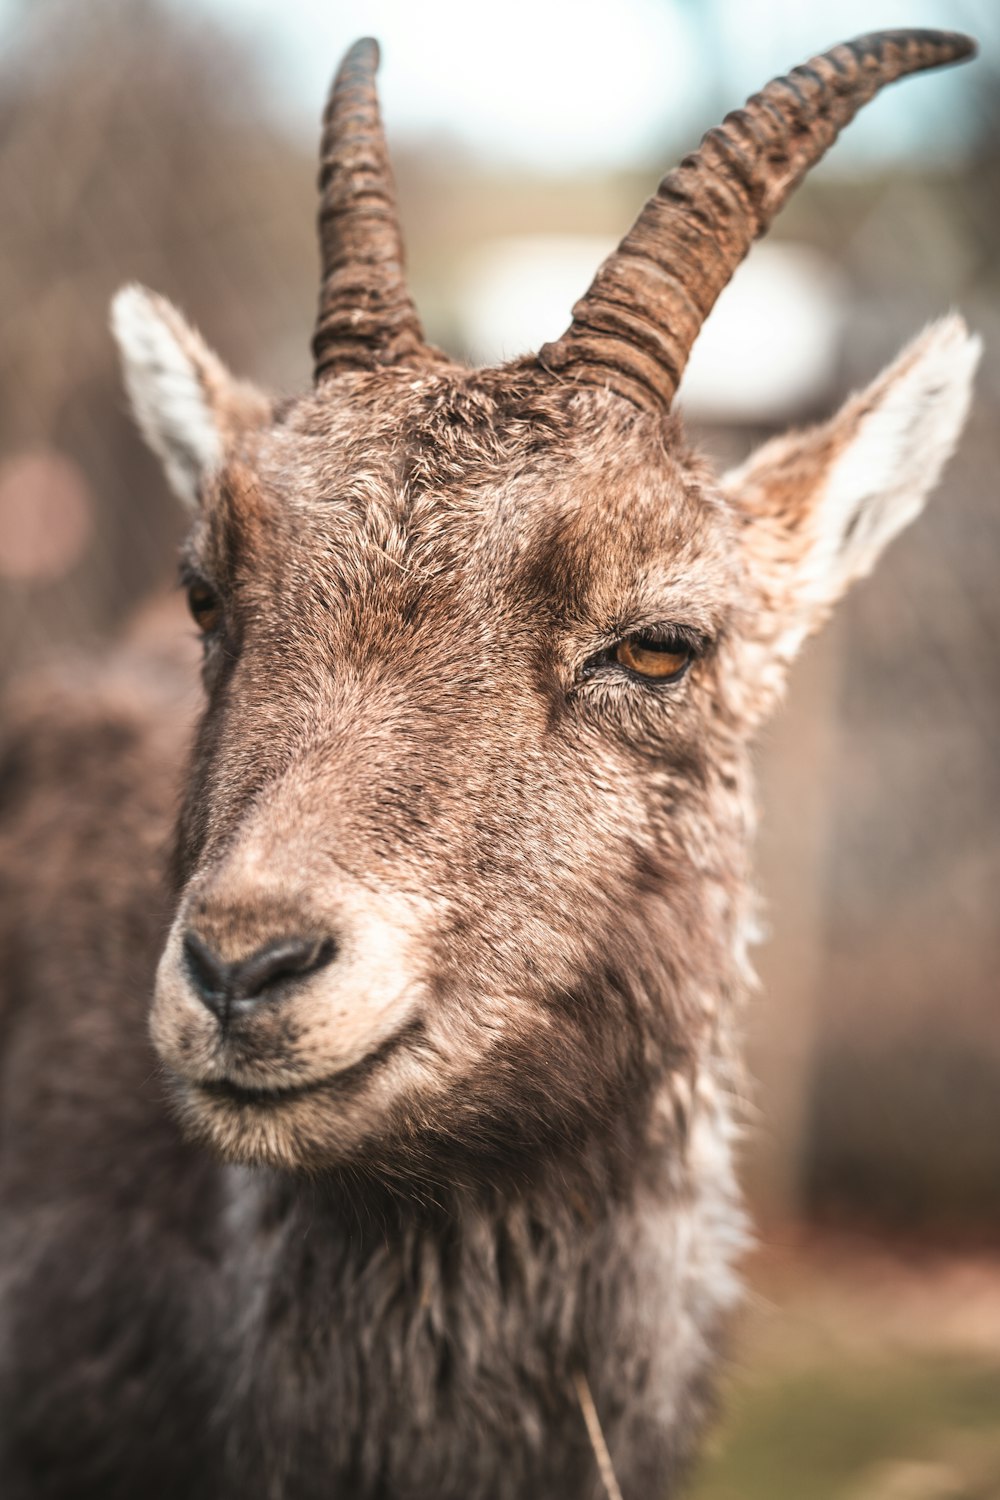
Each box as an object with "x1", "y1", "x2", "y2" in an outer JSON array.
[
  {"x1": 0, "y1": 0, "x2": 315, "y2": 670},
  {"x1": 694, "y1": 1357, "x2": 1000, "y2": 1500},
  {"x1": 689, "y1": 1241, "x2": 1000, "y2": 1499}
]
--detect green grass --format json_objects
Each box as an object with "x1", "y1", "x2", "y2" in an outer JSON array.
[{"x1": 689, "y1": 1356, "x2": 1000, "y2": 1500}]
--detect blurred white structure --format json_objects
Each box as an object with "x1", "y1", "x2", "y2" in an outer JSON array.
[
  {"x1": 458, "y1": 234, "x2": 616, "y2": 366},
  {"x1": 458, "y1": 236, "x2": 848, "y2": 422}
]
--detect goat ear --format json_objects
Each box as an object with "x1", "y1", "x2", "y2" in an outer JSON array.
[
  {"x1": 724, "y1": 316, "x2": 980, "y2": 665},
  {"x1": 111, "y1": 285, "x2": 267, "y2": 509}
]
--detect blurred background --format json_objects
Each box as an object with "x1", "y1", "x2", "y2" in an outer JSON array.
[{"x1": 0, "y1": 0, "x2": 997, "y2": 1492}]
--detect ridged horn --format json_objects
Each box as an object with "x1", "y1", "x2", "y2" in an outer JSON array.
[
  {"x1": 313, "y1": 38, "x2": 430, "y2": 381},
  {"x1": 538, "y1": 30, "x2": 976, "y2": 413}
]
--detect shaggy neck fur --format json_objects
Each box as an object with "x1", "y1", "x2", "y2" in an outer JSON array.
[{"x1": 210, "y1": 1062, "x2": 746, "y2": 1500}]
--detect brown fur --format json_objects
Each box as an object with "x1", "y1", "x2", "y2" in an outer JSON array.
[{"x1": 0, "y1": 39, "x2": 979, "y2": 1500}]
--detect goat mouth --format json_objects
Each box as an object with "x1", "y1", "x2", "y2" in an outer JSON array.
[
  {"x1": 193, "y1": 1018, "x2": 422, "y2": 1109},
  {"x1": 198, "y1": 1075, "x2": 336, "y2": 1107}
]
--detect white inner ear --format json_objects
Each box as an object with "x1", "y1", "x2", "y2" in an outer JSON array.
[
  {"x1": 111, "y1": 286, "x2": 224, "y2": 509},
  {"x1": 811, "y1": 316, "x2": 981, "y2": 597}
]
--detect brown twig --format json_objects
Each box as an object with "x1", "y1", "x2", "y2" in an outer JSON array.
[{"x1": 573, "y1": 1369, "x2": 625, "y2": 1500}]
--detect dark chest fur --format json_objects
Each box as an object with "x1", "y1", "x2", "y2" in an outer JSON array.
[{"x1": 2, "y1": 1146, "x2": 735, "y2": 1500}]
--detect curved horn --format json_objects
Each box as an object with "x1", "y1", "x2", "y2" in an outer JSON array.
[
  {"x1": 538, "y1": 30, "x2": 976, "y2": 413},
  {"x1": 313, "y1": 38, "x2": 430, "y2": 381}
]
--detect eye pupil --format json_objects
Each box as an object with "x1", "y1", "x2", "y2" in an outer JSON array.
[
  {"x1": 187, "y1": 581, "x2": 220, "y2": 633},
  {"x1": 614, "y1": 636, "x2": 691, "y2": 681}
]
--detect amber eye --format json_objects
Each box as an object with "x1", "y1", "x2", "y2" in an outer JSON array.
[
  {"x1": 614, "y1": 635, "x2": 692, "y2": 682},
  {"x1": 186, "y1": 580, "x2": 221, "y2": 634}
]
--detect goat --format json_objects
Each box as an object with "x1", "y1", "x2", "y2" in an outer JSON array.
[{"x1": 0, "y1": 29, "x2": 980, "y2": 1500}]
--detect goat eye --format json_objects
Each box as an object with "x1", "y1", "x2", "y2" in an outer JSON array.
[
  {"x1": 614, "y1": 635, "x2": 691, "y2": 682},
  {"x1": 187, "y1": 581, "x2": 221, "y2": 634}
]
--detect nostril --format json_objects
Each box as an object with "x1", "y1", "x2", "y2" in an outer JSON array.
[
  {"x1": 181, "y1": 929, "x2": 336, "y2": 1024},
  {"x1": 231, "y1": 937, "x2": 336, "y2": 1002},
  {"x1": 182, "y1": 930, "x2": 231, "y2": 1019}
]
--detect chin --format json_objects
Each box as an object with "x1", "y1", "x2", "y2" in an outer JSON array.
[
  {"x1": 169, "y1": 1079, "x2": 336, "y2": 1170},
  {"x1": 164, "y1": 1026, "x2": 433, "y2": 1174}
]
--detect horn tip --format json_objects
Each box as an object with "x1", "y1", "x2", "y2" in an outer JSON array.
[
  {"x1": 938, "y1": 29, "x2": 977, "y2": 59},
  {"x1": 860, "y1": 28, "x2": 978, "y2": 66},
  {"x1": 915, "y1": 28, "x2": 978, "y2": 63},
  {"x1": 343, "y1": 36, "x2": 381, "y2": 72}
]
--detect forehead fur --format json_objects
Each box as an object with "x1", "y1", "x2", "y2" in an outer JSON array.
[{"x1": 202, "y1": 363, "x2": 738, "y2": 637}]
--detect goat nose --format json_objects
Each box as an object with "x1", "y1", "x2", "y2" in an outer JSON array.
[{"x1": 182, "y1": 930, "x2": 335, "y2": 1023}]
